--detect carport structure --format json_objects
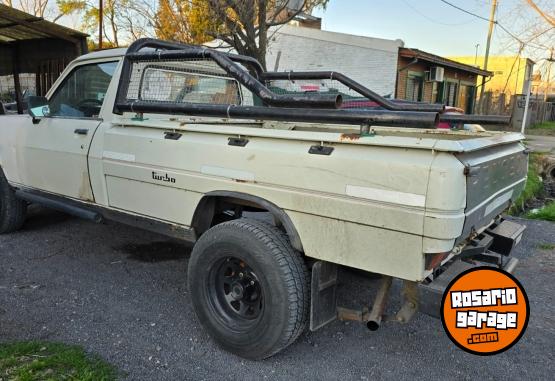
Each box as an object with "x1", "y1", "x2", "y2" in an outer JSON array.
[{"x1": 0, "y1": 4, "x2": 88, "y2": 114}]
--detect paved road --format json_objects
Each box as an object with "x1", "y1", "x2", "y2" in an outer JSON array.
[
  {"x1": 525, "y1": 134, "x2": 555, "y2": 154},
  {"x1": 1, "y1": 206, "x2": 554, "y2": 380}
]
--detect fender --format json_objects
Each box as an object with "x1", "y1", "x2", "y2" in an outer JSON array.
[{"x1": 193, "y1": 191, "x2": 304, "y2": 252}]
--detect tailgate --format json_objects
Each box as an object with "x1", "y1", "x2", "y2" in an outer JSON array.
[{"x1": 455, "y1": 142, "x2": 528, "y2": 242}]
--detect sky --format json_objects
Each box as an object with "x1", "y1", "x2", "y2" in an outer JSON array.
[
  {"x1": 311, "y1": 0, "x2": 548, "y2": 58},
  {"x1": 49, "y1": 0, "x2": 552, "y2": 66}
]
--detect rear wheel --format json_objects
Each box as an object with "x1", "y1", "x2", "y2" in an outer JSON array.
[
  {"x1": 188, "y1": 218, "x2": 309, "y2": 359},
  {"x1": 0, "y1": 169, "x2": 26, "y2": 234}
]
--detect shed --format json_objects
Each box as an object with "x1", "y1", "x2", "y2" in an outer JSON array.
[
  {"x1": 397, "y1": 48, "x2": 492, "y2": 113},
  {"x1": 0, "y1": 4, "x2": 88, "y2": 114}
]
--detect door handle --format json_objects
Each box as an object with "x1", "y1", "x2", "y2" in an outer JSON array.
[{"x1": 74, "y1": 129, "x2": 88, "y2": 135}]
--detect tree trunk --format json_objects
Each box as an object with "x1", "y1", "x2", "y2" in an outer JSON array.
[{"x1": 256, "y1": 0, "x2": 267, "y2": 70}]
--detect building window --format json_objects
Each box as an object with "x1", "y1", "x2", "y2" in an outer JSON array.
[
  {"x1": 445, "y1": 82, "x2": 458, "y2": 106},
  {"x1": 406, "y1": 74, "x2": 423, "y2": 102}
]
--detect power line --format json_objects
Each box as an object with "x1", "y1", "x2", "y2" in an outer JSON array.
[
  {"x1": 438, "y1": 0, "x2": 490, "y2": 22},
  {"x1": 401, "y1": 0, "x2": 472, "y2": 26},
  {"x1": 438, "y1": 0, "x2": 524, "y2": 44}
]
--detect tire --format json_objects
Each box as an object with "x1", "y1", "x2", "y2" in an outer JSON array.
[
  {"x1": 0, "y1": 169, "x2": 27, "y2": 234},
  {"x1": 188, "y1": 218, "x2": 309, "y2": 359}
]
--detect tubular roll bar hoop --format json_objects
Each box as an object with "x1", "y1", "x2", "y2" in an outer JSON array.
[
  {"x1": 261, "y1": 71, "x2": 445, "y2": 113},
  {"x1": 115, "y1": 39, "x2": 342, "y2": 111},
  {"x1": 115, "y1": 102, "x2": 440, "y2": 128},
  {"x1": 113, "y1": 38, "x2": 509, "y2": 128}
]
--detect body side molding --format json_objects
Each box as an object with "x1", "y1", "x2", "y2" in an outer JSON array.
[{"x1": 15, "y1": 188, "x2": 196, "y2": 242}]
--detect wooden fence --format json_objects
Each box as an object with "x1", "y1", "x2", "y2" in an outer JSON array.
[{"x1": 476, "y1": 91, "x2": 554, "y2": 130}]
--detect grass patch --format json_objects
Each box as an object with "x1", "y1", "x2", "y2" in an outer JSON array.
[
  {"x1": 527, "y1": 121, "x2": 555, "y2": 136},
  {"x1": 537, "y1": 242, "x2": 555, "y2": 250},
  {"x1": 508, "y1": 153, "x2": 544, "y2": 215},
  {"x1": 527, "y1": 201, "x2": 555, "y2": 222},
  {"x1": 0, "y1": 341, "x2": 117, "y2": 381}
]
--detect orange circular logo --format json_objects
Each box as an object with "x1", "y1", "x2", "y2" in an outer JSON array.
[{"x1": 441, "y1": 267, "x2": 529, "y2": 355}]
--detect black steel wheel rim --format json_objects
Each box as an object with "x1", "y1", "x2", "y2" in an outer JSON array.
[{"x1": 208, "y1": 256, "x2": 264, "y2": 323}]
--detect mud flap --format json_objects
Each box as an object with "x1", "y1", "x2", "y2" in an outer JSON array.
[{"x1": 310, "y1": 261, "x2": 338, "y2": 331}]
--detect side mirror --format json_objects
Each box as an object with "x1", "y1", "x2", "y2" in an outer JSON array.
[{"x1": 27, "y1": 96, "x2": 49, "y2": 124}]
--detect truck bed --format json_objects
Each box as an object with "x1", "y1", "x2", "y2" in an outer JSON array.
[{"x1": 107, "y1": 114, "x2": 527, "y2": 281}]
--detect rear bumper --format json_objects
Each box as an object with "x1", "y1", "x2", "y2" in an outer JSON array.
[{"x1": 419, "y1": 218, "x2": 525, "y2": 318}]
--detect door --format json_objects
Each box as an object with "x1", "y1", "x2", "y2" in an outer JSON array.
[
  {"x1": 406, "y1": 74, "x2": 423, "y2": 102},
  {"x1": 19, "y1": 60, "x2": 118, "y2": 201},
  {"x1": 445, "y1": 82, "x2": 458, "y2": 106}
]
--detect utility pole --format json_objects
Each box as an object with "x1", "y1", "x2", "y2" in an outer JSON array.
[
  {"x1": 479, "y1": 0, "x2": 498, "y2": 103},
  {"x1": 545, "y1": 47, "x2": 554, "y2": 102},
  {"x1": 475, "y1": 43, "x2": 480, "y2": 65},
  {"x1": 98, "y1": 0, "x2": 103, "y2": 49}
]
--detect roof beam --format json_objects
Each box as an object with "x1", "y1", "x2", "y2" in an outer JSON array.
[
  {"x1": 0, "y1": 13, "x2": 80, "y2": 44},
  {"x1": 0, "y1": 18, "x2": 44, "y2": 30}
]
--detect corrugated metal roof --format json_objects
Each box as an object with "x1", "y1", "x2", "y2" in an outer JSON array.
[{"x1": 0, "y1": 4, "x2": 88, "y2": 43}]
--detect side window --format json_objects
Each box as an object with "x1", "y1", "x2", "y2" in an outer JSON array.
[
  {"x1": 140, "y1": 67, "x2": 241, "y2": 105},
  {"x1": 445, "y1": 82, "x2": 458, "y2": 107},
  {"x1": 48, "y1": 61, "x2": 118, "y2": 118}
]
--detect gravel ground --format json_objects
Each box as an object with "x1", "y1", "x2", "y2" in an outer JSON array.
[{"x1": 1, "y1": 206, "x2": 554, "y2": 380}]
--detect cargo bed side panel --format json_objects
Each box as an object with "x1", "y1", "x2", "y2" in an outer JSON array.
[{"x1": 456, "y1": 143, "x2": 528, "y2": 242}]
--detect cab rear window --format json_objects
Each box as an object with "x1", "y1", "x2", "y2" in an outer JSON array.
[{"x1": 139, "y1": 67, "x2": 241, "y2": 105}]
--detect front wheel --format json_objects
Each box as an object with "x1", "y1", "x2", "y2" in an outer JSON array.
[
  {"x1": 188, "y1": 218, "x2": 309, "y2": 359},
  {"x1": 0, "y1": 169, "x2": 26, "y2": 234}
]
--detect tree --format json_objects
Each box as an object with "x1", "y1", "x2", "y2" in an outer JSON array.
[
  {"x1": 154, "y1": 0, "x2": 328, "y2": 69},
  {"x1": 1, "y1": 0, "x2": 49, "y2": 16},
  {"x1": 2, "y1": 0, "x2": 83, "y2": 20},
  {"x1": 494, "y1": 0, "x2": 554, "y2": 61},
  {"x1": 69, "y1": 0, "x2": 153, "y2": 48},
  {"x1": 152, "y1": 0, "x2": 208, "y2": 43},
  {"x1": 525, "y1": 0, "x2": 555, "y2": 27}
]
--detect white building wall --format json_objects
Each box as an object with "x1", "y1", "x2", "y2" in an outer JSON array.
[{"x1": 266, "y1": 25, "x2": 404, "y2": 97}]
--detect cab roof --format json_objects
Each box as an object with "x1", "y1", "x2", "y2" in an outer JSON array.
[{"x1": 76, "y1": 47, "x2": 127, "y2": 62}]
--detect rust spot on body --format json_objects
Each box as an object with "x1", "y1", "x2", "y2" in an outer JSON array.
[{"x1": 339, "y1": 133, "x2": 360, "y2": 141}]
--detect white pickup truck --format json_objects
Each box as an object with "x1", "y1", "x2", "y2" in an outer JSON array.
[{"x1": 0, "y1": 38, "x2": 528, "y2": 359}]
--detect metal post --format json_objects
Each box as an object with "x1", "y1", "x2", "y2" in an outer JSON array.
[
  {"x1": 521, "y1": 75, "x2": 532, "y2": 134},
  {"x1": 479, "y1": 0, "x2": 498, "y2": 103},
  {"x1": 11, "y1": 43, "x2": 23, "y2": 115}
]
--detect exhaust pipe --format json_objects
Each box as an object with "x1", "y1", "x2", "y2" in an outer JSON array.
[{"x1": 366, "y1": 276, "x2": 392, "y2": 331}]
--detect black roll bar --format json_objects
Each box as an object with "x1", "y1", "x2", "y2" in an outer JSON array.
[
  {"x1": 116, "y1": 101, "x2": 439, "y2": 128},
  {"x1": 115, "y1": 39, "x2": 342, "y2": 111},
  {"x1": 113, "y1": 38, "x2": 508, "y2": 128},
  {"x1": 439, "y1": 114, "x2": 511, "y2": 124},
  {"x1": 123, "y1": 38, "x2": 265, "y2": 77},
  {"x1": 261, "y1": 71, "x2": 445, "y2": 113}
]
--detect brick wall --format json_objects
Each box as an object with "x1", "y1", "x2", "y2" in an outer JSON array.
[{"x1": 266, "y1": 26, "x2": 403, "y2": 97}]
